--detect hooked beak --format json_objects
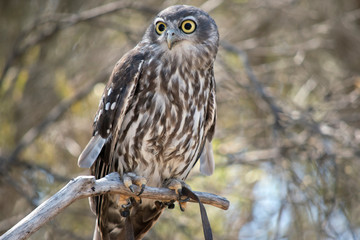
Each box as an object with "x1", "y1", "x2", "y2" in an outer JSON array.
[{"x1": 166, "y1": 29, "x2": 178, "y2": 50}]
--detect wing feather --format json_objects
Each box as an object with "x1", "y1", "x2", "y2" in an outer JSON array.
[
  {"x1": 78, "y1": 48, "x2": 144, "y2": 168},
  {"x1": 78, "y1": 135, "x2": 106, "y2": 168},
  {"x1": 199, "y1": 140, "x2": 215, "y2": 176},
  {"x1": 199, "y1": 70, "x2": 217, "y2": 176}
]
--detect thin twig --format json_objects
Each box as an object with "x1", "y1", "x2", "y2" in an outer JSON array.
[{"x1": 220, "y1": 41, "x2": 284, "y2": 128}]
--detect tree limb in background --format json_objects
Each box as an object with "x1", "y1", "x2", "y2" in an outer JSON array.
[
  {"x1": 220, "y1": 41, "x2": 285, "y2": 129},
  {"x1": 0, "y1": 0, "x2": 153, "y2": 88},
  {"x1": 0, "y1": 172, "x2": 230, "y2": 240}
]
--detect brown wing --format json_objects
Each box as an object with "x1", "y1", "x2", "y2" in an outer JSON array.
[
  {"x1": 78, "y1": 47, "x2": 146, "y2": 240},
  {"x1": 78, "y1": 48, "x2": 144, "y2": 168},
  {"x1": 86, "y1": 49, "x2": 166, "y2": 240}
]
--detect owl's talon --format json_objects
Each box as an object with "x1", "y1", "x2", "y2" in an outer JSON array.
[
  {"x1": 120, "y1": 209, "x2": 130, "y2": 217},
  {"x1": 157, "y1": 200, "x2": 175, "y2": 210},
  {"x1": 167, "y1": 202, "x2": 175, "y2": 209},
  {"x1": 177, "y1": 189, "x2": 182, "y2": 199},
  {"x1": 121, "y1": 203, "x2": 130, "y2": 209},
  {"x1": 121, "y1": 198, "x2": 133, "y2": 209},
  {"x1": 137, "y1": 184, "x2": 146, "y2": 196},
  {"x1": 123, "y1": 172, "x2": 147, "y2": 196},
  {"x1": 179, "y1": 202, "x2": 186, "y2": 212},
  {"x1": 179, "y1": 197, "x2": 191, "y2": 203},
  {"x1": 164, "y1": 178, "x2": 191, "y2": 211},
  {"x1": 178, "y1": 196, "x2": 190, "y2": 212}
]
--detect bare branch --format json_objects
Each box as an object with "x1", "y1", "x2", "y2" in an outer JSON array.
[
  {"x1": 221, "y1": 41, "x2": 285, "y2": 128},
  {"x1": 0, "y1": 172, "x2": 229, "y2": 240}
]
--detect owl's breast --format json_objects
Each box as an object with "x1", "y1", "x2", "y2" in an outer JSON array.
[{"x1": 114, "y1": 64, "x2": 211, "y2": 186}]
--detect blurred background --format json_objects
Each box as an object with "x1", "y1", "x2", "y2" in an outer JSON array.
[{"x1": 1, "y1": 0, "x2": 360, "y2": 239}]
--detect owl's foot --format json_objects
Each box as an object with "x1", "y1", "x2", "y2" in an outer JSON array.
[
  {"x1": 123, "y1": 172, "x2": 147, "y2": 196},
  {"x1": 120, "y1": 197, "x2": 136, "y2": 217},
  {"x1": 164, "y1": 179, "x2": 191, "y2": 211},
  {"x1": 155, "y1": 200, "x2": 176, "y2": 210},
  {"x1": 117, "y1": 172, "x2": 147, "y2": 208}
]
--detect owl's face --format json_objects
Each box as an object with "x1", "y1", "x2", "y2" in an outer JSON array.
[{"x1": 142, "y1": 5, "x2": 219, "y2": 61}]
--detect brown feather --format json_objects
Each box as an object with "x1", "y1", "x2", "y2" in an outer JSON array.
[{"x1": 79, "y1": 5, "x2": 219, "y2": 240}]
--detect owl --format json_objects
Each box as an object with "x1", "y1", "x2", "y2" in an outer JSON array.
[{"x1": 78, "y1": 5, "x2": 219, "y2": 240}]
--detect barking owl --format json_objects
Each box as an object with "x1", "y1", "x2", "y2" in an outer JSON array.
[{"x1": 78, "y1": 5, "x2": 219, "y2": 240}]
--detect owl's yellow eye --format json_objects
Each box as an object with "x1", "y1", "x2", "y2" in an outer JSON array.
[
  {"x1": 180, "y1": 20, "x2": 196, "y2": 34},
  {"x1": 155, "y1": 21, "x2": 167, "y2": 35}
]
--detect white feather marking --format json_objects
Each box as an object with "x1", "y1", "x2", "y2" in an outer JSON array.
[
  {"x1": 110, "y1": 102, "x2": 116, "y2": 110},
  {"x1": 105, "y1": 102, "x2": 110, "y2": 111},
  {"x1": 192, "y1": 110, "x2": 201, "y2": 131},
  {"x1": 78, "y1": 135, "x2": 106, "y2": 168},
  {"x1": 94, "y1": 114, "x2": 99, "y2": 122},
  {"x1": 148, "y1": 58, "x2": 153, "y2": 65},
  {"x1": 107, "y1": 88, "x2": 112, "y2": 96}
]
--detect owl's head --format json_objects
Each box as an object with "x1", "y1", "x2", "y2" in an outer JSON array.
[{"x1": 142, "y1": 5, "x2": 219, "y2": 62}]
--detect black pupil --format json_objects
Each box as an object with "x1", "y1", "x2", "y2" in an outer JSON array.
[
  {"x1": 184, "y1": 22, "x2": 192, "y2": 30},
  {"x1": 158, "y1": 24, "x2": 165, "y2": 32}
]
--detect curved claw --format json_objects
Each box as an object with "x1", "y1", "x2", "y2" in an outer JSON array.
[
  {"x1": 123, "y1": 172, "x2": 147, "y2": 197},
  {"x1": 164, "y1": 178, "x2": 190, "y2": 211},
  {"x1": 137, "y1": 184, "x2": 146, "y2": 196},
  {"x1": 179, "y1": 197, "x2": 191, "y2": 203},
  {"x1": 129, "y1": 185, "x2": 135, "y2": 193},
  {"x1": 177, "y1": 188, "x2": 183, "y2": 199},
  {"x1": 162, "y1": 200, "x2": 175, "y2": 209},
  {"x1": 179, "y1": 203, "x2": 186, "y2": 212},
  {"x1": 121, "y1": 200, "x2": 132, "y2": 209},
  {"x1": 178, "y1": 194, "x2": 190, "y2": 212}
]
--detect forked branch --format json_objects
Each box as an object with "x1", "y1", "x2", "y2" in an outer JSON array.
[{"x1": 0, "y1": 172, "x2": 230, "y2": 240}]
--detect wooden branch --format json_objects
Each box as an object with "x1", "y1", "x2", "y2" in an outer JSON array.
[{"x1": 0, "y1": 172, "x2": 229, "y2": 240}]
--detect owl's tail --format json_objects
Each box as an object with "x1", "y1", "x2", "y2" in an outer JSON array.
[{"x1": 91, "y1": 196, "x2": 164, "y2": 240}]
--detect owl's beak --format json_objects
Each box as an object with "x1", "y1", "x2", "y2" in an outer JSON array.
[{"x1": 166, "y1": 29, "x2": 179, "y2": 50}]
